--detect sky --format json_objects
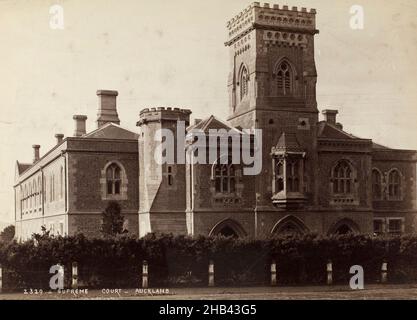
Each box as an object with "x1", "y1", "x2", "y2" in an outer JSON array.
[{"x1": 0, "y1": 0, "x2": 416, "y2": 223}]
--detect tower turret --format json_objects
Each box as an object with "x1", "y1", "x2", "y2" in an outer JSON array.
[{"x1": 136, "y1": 107, "x2": 191, "y2": 237}]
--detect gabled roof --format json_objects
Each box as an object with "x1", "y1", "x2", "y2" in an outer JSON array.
[
  {"x1": 318, "y1": 121, "x2": 362, "y2": 140},
  {"x1": 272, "y1": 132, "x2": 304, "y2": 153},
  {"x1": 16, "y1": 161, "x2": 32, "y2": 175},
  {"x1": 82, "y1": 122, "x2": 139, "y2": 140},
  {"x1": 187, "y1": 115, "x2": 242, "y2": 134}
]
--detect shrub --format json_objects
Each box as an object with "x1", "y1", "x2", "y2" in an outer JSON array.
[{"x1": 0, "y1": 233, "x2": 417, "y2": 290}]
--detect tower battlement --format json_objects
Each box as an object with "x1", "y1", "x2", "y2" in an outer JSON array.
[
  {"x1": 226, "y1": 2, "x2": 317, "y2": 45},
  {"x1": 137, "y1": 107, "x2": 192, "y2": 126}
]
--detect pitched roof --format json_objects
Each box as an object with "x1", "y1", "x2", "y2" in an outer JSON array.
[
  {"x1": 187, "y1": 115, "x2": 242, "y2": 134},
  {"x1": 372, "y1": 142, "x2": 391, "y2": 150},
  {"x1": 82, "y1": 122, "x2": 139, "y2": 140},
  {"x1": 317, "y1": 121, "x2": 362, "y2": 140},
  {"x1": 16, "y1": 162, "x2": 32, "y2": 175},
  {"x1": 273, "y1": 132, "x2": 304, "y2": 152}
]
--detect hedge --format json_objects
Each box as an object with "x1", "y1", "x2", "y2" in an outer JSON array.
[{"x1": 1, "y1": 233, "x2": 417, "y2": 290}]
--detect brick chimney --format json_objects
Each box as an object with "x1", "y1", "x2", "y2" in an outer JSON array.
[
  {"x1": 55, "y1": 133, "x2": 64, "y2": 144},
  {"x1": 96, "y1": 90, "x2": 120, "y2": 128},
  {"x1": 32, "y1": 145, "x2": 40, "y2": 163},
  {"x1": 322, "y1": 109, "x2": 338, "y2": 125},
  {"x1": 73, "y1": 115, "x2": 87, "y2": 137}
]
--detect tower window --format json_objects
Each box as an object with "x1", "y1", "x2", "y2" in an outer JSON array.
[
  {"x1": 106, "y1": 163, "x2": 122, "y2": 195},
  {"x1": 388, "y1": 169, "x2": 401, "y2": 200},
  {"x1": 276, "y1": 61, "x2": 293, "y2": 95},
  {"x1": 239, "y1": 65, "x2": 249, "y2": 100}
]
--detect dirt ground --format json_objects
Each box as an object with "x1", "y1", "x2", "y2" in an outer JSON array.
[{"x1": 1, "y1": 284, "x2": 417, "y2": 300}]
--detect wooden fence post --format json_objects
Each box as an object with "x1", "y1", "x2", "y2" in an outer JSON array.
[
  {"x1": 142, "y1": 260, "x2": 148, "y2": 288},
  {"x1": 326, "y1": 260, "x2": 333, "y2": 285},
  {"x1": 208, "y1": 259, "x2": 215, "y2": 287},
  {"x1": 72, "y1": 262, "x2": 78, "y2": 289},
  {"x1": 381, "y1": 261, "x2": 388, "y2": 284},
  {"x1": 270, "y1": 260, "x2": 277, "y2": 286}
]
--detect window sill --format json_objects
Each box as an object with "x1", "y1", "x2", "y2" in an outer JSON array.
[
  {"x1": 102, "y1": 194, "x2": 127, "y2": 201},
  {"x1": 330, "y1": 197, "x2": 359, "y2": 206}
]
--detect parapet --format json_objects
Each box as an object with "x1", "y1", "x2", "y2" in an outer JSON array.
[
  {"x1": 226, "y1": 2, "x2": 317, "y2": 45},
  {"x1": 137, "y1": 107, "x2": 192, "y2": 126}
]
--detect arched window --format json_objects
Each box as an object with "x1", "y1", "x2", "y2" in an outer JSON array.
[
  {"x1": 60, "y1": 166, "x2": 64, "y2": 199},
  {"x1": 372, "y1": 169, "x2": 382, "y2": 200},
  {"x1": 209, "y1": 219, "x2": 247, "y2": 238},
  {"x1": 33, "y1": 181, "x2": 37, "y2": 207},
  {"x1": 275, "y1": 160, "x2": 284, "y2": 193},
  {"x1": 38, "y1": 177, "x2": 42, "y2": 207},
  {"x1": 286, "y1": 160, "x2": 300, "y2": 192},
  {"x1": 333, "y1": 160, "x2": 353, "y2": 195},
  {"x1": 335, "y1": 224, "x2": 354, "y2": 235},
  {"x1": 271, "y1": 216, "x2": 308, "y2": 236},
  {"x1": 214, "y1": 162, "x2": 236, "y2": 194},
  {"x1": 276, "y1": 61, "x2": 293, "y2": 95},
  {"x1": 328, "y1": 218, "x2": 360, "y2": 235},
  {"x1": 29, "y1": 184, "x2": 33, "y2": 209},
  {"x1": 50, "y1": 175, "x2": 54, "y2": 202},
  {"x1": 388, "y1": 169, "x2": 401, "y2": 200},
  {"x1": 106, "y1": 163, "x2": 122, "y2": 195},
  {"x1": 239, "y1": 66, "x2": 249, "y2": 100}
]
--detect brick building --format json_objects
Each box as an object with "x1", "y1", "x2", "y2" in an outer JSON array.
[
  {"x1": 14, "y1": 3, "x2": 417, "y2": 240},
  {"x1": 14, "y1": 91, "x2": 139, "y2": 240}
]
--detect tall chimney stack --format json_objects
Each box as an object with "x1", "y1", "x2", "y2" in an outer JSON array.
[
  {"x1": 73, "y1": 115, "x2": 87, "y2": 137},
  {"x1": 322, "y1": 109, "x2": 338, "y2": 125},
  {"x1": 96, "y1": 90, "x2": 120, "y2": 128},
  {"x1": 55, "y1": 133, "x2": 64, "y2": 144},
  {"x1": 32, "y1": 145, "x2": 40, "y2": 163}
]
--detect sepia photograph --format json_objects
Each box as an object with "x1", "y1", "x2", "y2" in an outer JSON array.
[{"x1": 0, "y1": 0, "x2": 417, "y2": 311}]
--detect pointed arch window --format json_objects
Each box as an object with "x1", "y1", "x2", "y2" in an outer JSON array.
[
  {"x1": 372, "y1": 169, "x2": 382, "y2": 200},
  {"x1": 38, "y1": 176, "x2": 42, "y2": 207},
  {"x1": 277, "y1": 61, "x2": 293, "y2": 95},
  {"x1": 286, "y1": 160, "x2": 300, "y2": 192},
  {"x1": 275, "y1": 160, "x2": 284, "y2": 193},
  {"x1": 388, "y1": 169, "x2": 401, "y2": 200},
  {"x1": 239, "y1": 66, "x2": 249, "y2": 100},
  {"x1": 101, "y1": 161, "x2": 128, "y2": 200},
  {"x1": 106, "y1": 163, "x2": 122, "y2": 195},
  {"x1": 333, "y1": 160, "x2": 353, "y2": 195},
  {"x1": 214, "y1": 162, "x2": 236, "y2": 194}
]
